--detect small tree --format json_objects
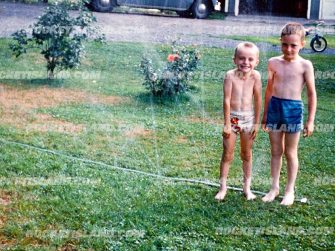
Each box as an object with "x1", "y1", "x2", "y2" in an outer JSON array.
[
  {"x1": 10, "y1": 1, "x2": 104, "y2": 79},
  {"x1": 140, "y1": 44, "x2": 201, "y2": 97}
]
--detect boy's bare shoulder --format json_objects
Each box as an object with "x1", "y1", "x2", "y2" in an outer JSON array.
[
  {"x1": 252, "y1": 69, "x2": 261, "y2": 79},
  {"x1": 226, "y1": 69, "x2": 235, "y2": 76},
  {"x1": 268, "y1": 56, "x2": 283, "y2": 64},
  {"x1": 299, "y1": 57, "x2": 314, "y2": 69},
  {"x1": 268, "y1": 56, "x2": 283, "y2": 69},
  {"x1": 225, "y1": 69, "x2": 236, "y2": 80}
]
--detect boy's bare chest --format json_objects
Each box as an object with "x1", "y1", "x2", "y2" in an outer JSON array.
[
  {"x1": 232, "y1": 79, "x2": 254, "y2": 95},
  {"x1": 274, "y1": 63, "x2": 304, "y2": 81}
]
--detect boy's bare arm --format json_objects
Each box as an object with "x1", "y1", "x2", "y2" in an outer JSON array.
[
  {"x1": 261, "y1": 62, "x2": 275, "y2": 130},
  {"x1": 304, "y1": 60, "x2": 317, "y2": 137},
  {"x1": 253, "y1": 72, "x2": 262, "y2": 124},
  {"x1": 223, "y1": 72, "x2": 233, "y2": 137},
  {"x1": 252, "y1": 72, "x2": 262, "y2": 138}
]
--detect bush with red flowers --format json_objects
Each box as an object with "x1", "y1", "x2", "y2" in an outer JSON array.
[{"x1": 140, "y1": 43, "x2": 201, "y2": 97}]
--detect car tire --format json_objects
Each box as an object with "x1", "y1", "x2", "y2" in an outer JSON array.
[
  {"x1": 192, "y1": 0, "x2": 211, "y2": 19},
  {"x1": 176, "y1": 10, "x2": 193, "y2": 18},
  {"x1": 91, "y1": 0, "x2": 114, "y2": 12}
]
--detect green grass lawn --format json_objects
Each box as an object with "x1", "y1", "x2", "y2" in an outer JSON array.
[
  {"x1": 0, "y1": 38, "x2": 334, "y2": 250},
  {"x1": 224, "y1": 34, "x2": 335, "y2": 49}
]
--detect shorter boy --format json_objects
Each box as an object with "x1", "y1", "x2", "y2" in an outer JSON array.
[
  {"x1": 261, "y1": 22, "x2": 317, "y2": 206},
  {"x1": 215, "y1": 42, "x2": 262, "y2": 201}
]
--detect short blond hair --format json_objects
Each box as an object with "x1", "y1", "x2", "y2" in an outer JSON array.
[
  {"x1": 234, "y1": 42, "x2": 259, "y2": 58},
  {"x1": 281, "y1": 22, "x2": 305, "y2": 41}
]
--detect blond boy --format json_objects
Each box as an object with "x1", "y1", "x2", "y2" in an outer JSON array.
[
  {"x1": 215, "y1": 42, "x2": 262, "y2": 201},
  {"x1": 262, "y1": 23, "x2": 317, "y2": 206}
]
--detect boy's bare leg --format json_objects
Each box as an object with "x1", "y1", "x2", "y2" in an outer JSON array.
[
  {"x1": 240, "y1": 131, "x2": 256, "y2": 200},
  {"x1": 281, "y1": 132, "x2": 300, "y2": 206},
  {"x1": 215, "y1": 132, "x2": 237, "y2": 200},
  {"x1": 262, "y1": 131, "x2": 284, "y2": 202}
]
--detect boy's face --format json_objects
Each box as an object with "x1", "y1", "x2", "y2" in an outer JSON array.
[
  {"x1": 280, "y1": 34, "x2": 305, "y2": 61},
  {"x1": 233, "y1": 47, "x2": 259, "y2": 73}
]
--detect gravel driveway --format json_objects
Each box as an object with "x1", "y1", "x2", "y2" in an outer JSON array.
[{"x1": 0, "y1": 2, "x2": 334, "y2": 54}]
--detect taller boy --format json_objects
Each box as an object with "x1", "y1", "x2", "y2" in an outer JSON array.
[{"x1": 262, "y1": 23, "x2": 317, "y2": 206}]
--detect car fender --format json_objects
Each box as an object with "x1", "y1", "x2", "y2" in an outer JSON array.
[{"x1": 186, "y1": 0, "x2": 217, "y2": 10}]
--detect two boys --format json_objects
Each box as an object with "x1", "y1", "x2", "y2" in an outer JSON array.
[{"x1": 215, "y1": 23, "x2": 317, "y2": 206}]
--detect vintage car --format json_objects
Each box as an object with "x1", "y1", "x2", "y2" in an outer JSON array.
[{"x1": 89, "y1": 0, "x2": 217, "y2": 19}]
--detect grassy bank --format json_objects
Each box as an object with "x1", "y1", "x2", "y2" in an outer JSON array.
[{"x1": 224, "y1": 34, "x2": 335, "y2": 49}]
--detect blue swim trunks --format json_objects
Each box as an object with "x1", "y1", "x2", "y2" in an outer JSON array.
[{"x1": 266, "y1": 96, "x2": 304, "y2": 133}]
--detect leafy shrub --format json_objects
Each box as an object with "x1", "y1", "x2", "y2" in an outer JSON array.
[
  {"x1": 140, "y1": 44, "x2": 201, "y2": 96},
  {"x1": 10, "y1": 1, "x2": 104, "y2": 79}
]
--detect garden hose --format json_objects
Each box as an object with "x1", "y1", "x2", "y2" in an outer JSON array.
[{"x1": 0, "y1": 138, "x2": 307, "y2": 203}]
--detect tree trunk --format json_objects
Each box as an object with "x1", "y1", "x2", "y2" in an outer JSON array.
[
  {"x1": 47, "y1": 69, "x2": 54, "y2": 79},
  {"x1": 47, "y1": 57, "x2": 56, "y2": 79}
]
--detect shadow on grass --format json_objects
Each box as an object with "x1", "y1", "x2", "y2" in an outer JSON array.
[
  {"x1": 135, "y1": 92, "x2": 191, "y2": 106},
  {"x1": 316, "y1": 81, "x2": 335, "y2": 94},
  {"x1": 2, "y1": 78, "x2": 65, "y2": 88}
]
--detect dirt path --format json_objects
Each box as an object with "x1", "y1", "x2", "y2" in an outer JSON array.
[{"x1": 0, "y1": 2, "x2": 334, "y2": 54}]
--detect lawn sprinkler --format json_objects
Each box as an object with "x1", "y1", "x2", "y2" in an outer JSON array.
[{"x1": 300, "y1": 197, "x2": 308, "y2": 203}]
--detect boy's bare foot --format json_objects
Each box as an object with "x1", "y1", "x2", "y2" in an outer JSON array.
[
  {"x1": 243, "y1": 179, "x2": 256, "y2": 200},
  {"x1": 280, "y1": 192, "x2": 295, "y2": 206},
  {"x1": 262, "y1": 189, "x2": 279, "y2": 202},
  {"x1": 215, "y1": 189, "x2": 227, "y2": 201},
  {"x1": 244, "y1": 191, "x2": 257, "y2": 200}
]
